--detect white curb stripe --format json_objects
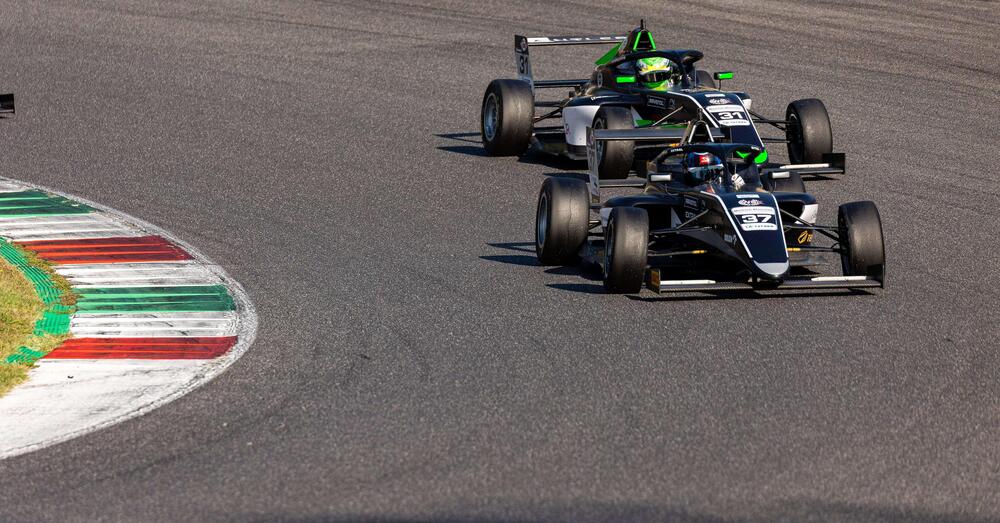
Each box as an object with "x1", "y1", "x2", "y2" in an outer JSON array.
[
  {"x1": 0, "y1": 360, "x2": 216, "y2": 452},
  {"x1": 0, "y1": 181, "x2": 25, "y2": 193},
  {"x1": 0, "y1": 213, "x2": 140, "y2": 241},
  {"x1": 55, "y1": 262, "x2": 218, "y2": 287},
  {"x1": 71, "y1": 312, "x2": 238, "y2": 337}
]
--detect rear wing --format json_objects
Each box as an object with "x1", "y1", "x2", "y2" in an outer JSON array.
[
  {"x1": 760, "y1": 153, "x2": 846, "y2": 178},
  {"x1": 0, "y1": 93, "x2": 13, "y2": 115},
  {"x1": 515, "y1": 34, "x2": 625, "y2": 92},
  {"x1": 585, "y1": 126, "x2": 698, "y2": 201}
]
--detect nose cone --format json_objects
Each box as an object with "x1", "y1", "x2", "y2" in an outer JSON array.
[{"x1": 753, "y1": 261, "x2": 789, "y2": 280}]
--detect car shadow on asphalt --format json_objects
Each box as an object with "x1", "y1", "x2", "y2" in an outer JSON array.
[
  {"x1": 485, "y1": 241, "x2": 534, "y2": 253},
  {"x1": 435, "y1": 131, "x2": 586, "y2": 171},
  {"x1": 626, "y1": 288, "x2": 873, "y2": 302}
]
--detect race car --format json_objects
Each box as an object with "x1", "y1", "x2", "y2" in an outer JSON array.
[
  {"x1": 0, "y1": 93, "x2": 13, "y2": 115},
  {"x1": 481, "y1": 22, "x2": 842, "y2": 179},
  {"x1": 534, "y1": 128, "x2": 885, "y2": 293}
]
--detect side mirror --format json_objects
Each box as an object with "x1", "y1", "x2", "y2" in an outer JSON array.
[{"x1": 714, "y1": 71, "x2": 733, "y2": 90}]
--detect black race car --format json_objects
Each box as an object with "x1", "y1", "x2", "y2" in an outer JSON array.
[
  {"x1": 481, "y1": 22, "x2": 842, "y2": 179},
  {"x1": 0, "y1": 93, "x2": 12, "y2": 115},
  {"x1": 534, "y1": 129, "x2": 885, "y2": 294}
]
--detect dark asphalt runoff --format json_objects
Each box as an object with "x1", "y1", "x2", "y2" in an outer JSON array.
[{"x1": 1, "y1": 1, "x2": 998, "y2": 521}]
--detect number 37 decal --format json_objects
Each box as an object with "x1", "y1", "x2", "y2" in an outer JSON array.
[{"x1": 732, "y1": 206, "x2": 778, "y2": 231}]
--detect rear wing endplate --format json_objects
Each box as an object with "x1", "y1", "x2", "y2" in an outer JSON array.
[
  {"x1": 0, "y1": 93, "x2": 13, "y2": 114},
  {"x1": 515, "y1": 34, "x2": 625, "y2": 91}
]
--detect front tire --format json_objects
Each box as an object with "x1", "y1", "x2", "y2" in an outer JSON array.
[
  {"x1": 536, "y1": 177, "x2": 590, "y2": 265},
  {"x1": 786, "y1": 98, "x2": 833, "y2": 164},
  {"x1": 603, "y1": 206, "x2": 648, "y2": 293},
  {"x1": 838, "y1": 201, "x2": 885, "y2": 283},
  {"x1": 481, "y1": 79, "x2": 534, "y2": 156},
  {"x1": 593, "y1": 106, "x2": 634, "y2": 179}
]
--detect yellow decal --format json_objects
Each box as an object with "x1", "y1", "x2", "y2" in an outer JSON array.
[{"x1": 797, "y1": 230, "x2": 814, "y2": 244}]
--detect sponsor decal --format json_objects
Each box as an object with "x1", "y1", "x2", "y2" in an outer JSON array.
[
  {"x1": 797, "y1": 230, "x2": 814, "y2": 244},
  {"x1": 737, "y1": 194, "x2": 759, "y2": 198},
  {"x1": 741, "y1": 222, "x2": 778, "y2": 231},
  {"x1": 738, "y1": 199, "x2": 763, "y2": 206},
  {"x1": 724, "y1": 233, "x2": 737, "y2": 245},
  {"x1": 706, "y1": 104, "x2": 744, "y2": 113},
  {"x1": 704, "y1": 93, "x2": 726, "y2": 98},
  {"x1": 709, "y1": 98, "x2": 730, "y2": 105},
  {"x1": 731, "y1": 206, "x2": 775, "y2": 216},
  {"x1": 648, "y1": 96, "x2": 666, "y2": 108}
]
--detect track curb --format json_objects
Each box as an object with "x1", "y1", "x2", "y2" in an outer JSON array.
[{"x1": 0, "y1": 177, "x2": 258, "y2": 459}]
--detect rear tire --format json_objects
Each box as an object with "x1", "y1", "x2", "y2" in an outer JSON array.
[
  {"x1": 593, "y1": 106, "x2": 634, "y2": 179},
  {"x1": 536, "y1": 177, "x2": 590, "y2": 265},
  {"x1": 481, "y1": 79, "x2": 533, "y2": 156},
  {"x1": 603, "y1": 207, "x2": 648, "y2": 293},
  {"x1": 785, "y1": 98, "x2": 832, "y2": 164},
  {"x1": 838, "y1": 201, "x2": 885, "y2": 283},
  {"x1": 696, "y1": 70, "x2": 715, "y2": 88}
]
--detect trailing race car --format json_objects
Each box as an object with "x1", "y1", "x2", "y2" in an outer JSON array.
[
  {"x1": 0, "y1": 93, "x2": 13, "y2": 115},
  {"x1": 481, "y1": 22, "x2": 843, "y2": 179},
  {"x1": 534, "y1": 128, "x2": 885, "y2": 294}
]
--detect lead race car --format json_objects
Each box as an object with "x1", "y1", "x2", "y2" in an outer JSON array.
[
  {"x1": 481, "y1": 22, "x2": 844, "y2": 179},
  {"x1": 534, "y1": 128, "x2": 885, "y2": 294}
]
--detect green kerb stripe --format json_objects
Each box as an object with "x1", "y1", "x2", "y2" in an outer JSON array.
[
  {"x1": 0, "y1": 191, "x2": 92, "y2": 217},
  {"x1": 75, "y1": 285, "x2": 235, "y2": 313}
]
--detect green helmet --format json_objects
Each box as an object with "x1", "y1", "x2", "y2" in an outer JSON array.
[{"x1": 637, "y1": 57, "x2": 674, "y2": 91}]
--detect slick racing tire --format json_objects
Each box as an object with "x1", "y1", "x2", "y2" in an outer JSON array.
[
  {"x1": 536, "y1": 177, "x2": 590, "y2": 265},
  {"x1": 696, "y1": 69, "x2": 715, "y2": 88},
  {"x1": 593, "y1": 105, "x2": 634, "y2": 179},
  {"x1": 604, "y1": 206, "x2": 648, "y2": 293},
  {"x1": 768, "y1": 171, "x2": 806, "y2": 193},
  {"x1": 786, "y1": 98, "x2": 833, "y2": 164},
  {"x1": 838, "y1": 201, "x2": 885, "y2": 284},
  {"x1": 481, "y1": 79, "x2": 533, "y2": 156}
]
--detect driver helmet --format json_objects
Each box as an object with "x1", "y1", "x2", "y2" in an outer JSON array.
[
  {"x1": 636, "y1": 57, "x2": 674, "y2": 91},
  {"x1": 682, "y1": 152, "x2": 725, "y2": 185}
]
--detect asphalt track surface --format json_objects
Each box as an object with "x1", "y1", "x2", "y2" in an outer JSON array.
[{"x1": 0, "y1": 1, "x2": 998, "y2": 521}]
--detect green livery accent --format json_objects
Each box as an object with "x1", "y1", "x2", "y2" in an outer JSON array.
[
  {"x1": 635, "y1": 119, "x2": 653, "y2": 126},
  {"x1": 0, "y1": 191, "x2": 92, "y2": 217},
  {"x1": 632, "y1": 30, "x2": 656, "y2": 51},
  {"x1": 735, "y1": 149, "x2": 769, "y2": 164},
  {"x1": 615, "y1": 75, "x2": 636, "y2": 84},
  {"x1": 75, "y1": 285, "x2": 235, "y2": 313},
  {"x1": 716, "y1": 71, "x2": 734, "y2": 80},
  {"x1": 595, "y1": 43, "x2": 621, "y2": 66}
]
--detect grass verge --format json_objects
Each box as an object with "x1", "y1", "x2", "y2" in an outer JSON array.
[{"x1": 0, "y1": 242, "x2": 75, "y2": 397}]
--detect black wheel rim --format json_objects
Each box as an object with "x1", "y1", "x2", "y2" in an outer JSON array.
[
  {"x1": 483, "y1": 93, "x2": 499, "y2": 142},
  {"x1": 536, "y1": 193, "x2": 548, "y2": 250}
]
